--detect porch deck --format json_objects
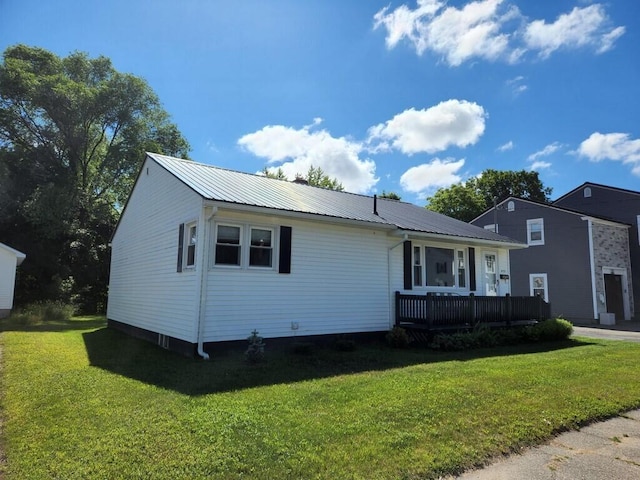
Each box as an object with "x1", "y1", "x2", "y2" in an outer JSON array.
[{"x1": 395, "y1": 291, "x2": 551, "y2": 334}]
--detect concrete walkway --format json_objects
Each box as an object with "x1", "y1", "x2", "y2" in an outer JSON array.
[{"x1": 446, "y1": 323, "x2": 640, "y2": 479}]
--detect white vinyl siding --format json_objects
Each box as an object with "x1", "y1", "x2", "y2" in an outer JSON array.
[
  {"x1": 204, "y1": 214, "x2": 390, "y2": 342},
  {"x1": 107, "y1": 158, "x2": 203, "y2": 342}
]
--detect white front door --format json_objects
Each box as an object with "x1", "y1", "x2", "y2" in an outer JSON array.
[{"x1": 483, "y1": 252, "x2": 498, "y2": 296}]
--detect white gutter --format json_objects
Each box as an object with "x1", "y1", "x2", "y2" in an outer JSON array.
[
  {"x1": 196, "y1": 204, "x2": 217, "y2": 360},
  {"x1": 393, "y1": 230, "x2": 527, "y2": 250},
  {"x1": 387, "y1": 234, "x2": 408, "y2": 329},
  {"x1": 585, "y1": 217, "x2": 599, "y2": 320}
]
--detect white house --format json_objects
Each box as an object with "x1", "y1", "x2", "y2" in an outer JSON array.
[
  {"x1": 107, "y1": 153, "x2": 525, "y2": 356},
  {"x1": 0, "y1": 242, "x2": 26, "y2": 318}
]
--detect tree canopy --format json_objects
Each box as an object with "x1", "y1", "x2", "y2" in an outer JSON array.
[
  {"x1": 263, "y1": 165, "x2": 344, "y2": 191},
  {"x1": 426, "y1": 169, "x2": 552, "y2": 222},
  {"x1": 0, "y1": 45, "x2": 190, "y2": 312}
]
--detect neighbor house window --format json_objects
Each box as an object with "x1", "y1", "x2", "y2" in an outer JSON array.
[
  {"x1": 507, "y1": 201, "x2": 515, "y2": 212},
  {"x1": 484, "y1": 224, "x2": 497, "y2": 233},
  {"x1": 527, "y1": 218, "x2": 545, "y2": 246},
  {"x1": 584, "y1": 187, "x2": 591, "y2": 198},
  {"x1": 249, "y1": 227, "x2": 273, "y2": 267},
  {"x1": 530, "y1": 273, "x2": 548, "y2": 301},
  {"x1": 215, "y1": 224, "x2": 242, "y2": 265},
  {"x1": 185, "y1": 223, "x2": 197, "y2": 268},
  {"x1": 637, "y1": 215, "x2": 640, "y2": 246},
  {"x1": 413, "y1": 246, "x2": 423, "y2": 287}
]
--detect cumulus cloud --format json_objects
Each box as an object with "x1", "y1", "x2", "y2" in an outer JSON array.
[
  {"x1": 577, "y1": 132, "x2": 640, "y2": 175},
  {"x1": 367, "y1": 99, "x2": 486, "y2": 154},
  {"x1": 373, "y1": 1, "x2": 624, "y2": 66},
  {"x1": 524, "y1": 4, "x2": 625, "y2": 58},
  {"x1": 400, "y1": 158, "x2": 466, "y2": 194},
  {"x1": 238, "y1": 121, "x2": 378, "y2": 194}
]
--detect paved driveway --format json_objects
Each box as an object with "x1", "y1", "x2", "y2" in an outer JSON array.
[{"x1": 573, "y1": 324, "x2": 640, "y2": 343}]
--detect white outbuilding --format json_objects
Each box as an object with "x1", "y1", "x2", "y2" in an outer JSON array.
[{"x1": 0, "y1": 242, "x2": 26, "y2": 318}]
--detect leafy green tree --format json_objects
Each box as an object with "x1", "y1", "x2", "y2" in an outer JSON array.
[
  {"x1": 263, "y1": 164, "x2": 344, "y2": 191},
  {"x1": 0, "y1": 45, "x2": 190, "y2": 312},
  {"x1": 426, "y1": 169, "x2": 552, "y2": 222},
  {"x1": 380, "y1": 191, "x2": 401, "y2": 200}
]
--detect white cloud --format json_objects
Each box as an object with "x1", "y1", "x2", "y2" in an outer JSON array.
[
  {"x1": 529, "y1": 160, "x2": 552, "y2": 171},
  {"x1": 497, "y1": 140, "x2": 514, "y2": 152},
  {"x1": 368, "y1": 99, "x2": 486, "y2": 154},
  {"x1": 528, "y1": 142, "x2": 561, "y2": 161},
  {"x1": 577, "y1": 132, "x2": 640, "y2": 175},
  {"x1": 373, "y1": 1, "x2": 624, "y2": 66},
  {"x1": 524, "y1": 4, "x2": 626, "y2": 58},
  {"x1": 238, "y1": 121, "x2": 378, "y2": 194},
  {"x1": 400, "y1": 158, "x2": 465, "y2": 194},
  {"x1": 506, "y1": 76, "x2": 527, "y2": 96}
]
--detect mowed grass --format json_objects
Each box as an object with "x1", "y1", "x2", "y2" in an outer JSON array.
[{"x1": 2, "y1": 318, "x2": 640, "y2": 479}]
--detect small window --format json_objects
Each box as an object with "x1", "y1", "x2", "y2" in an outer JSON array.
[
  {"x1": 530, "y1": 273, "x2": 548, "y2": 301},
  {"x1": 507, "y1": 201, "x2": 515, "y2": 212},
  {"x1": 527, "y1": 218, "x2": 545, "y2": 246},
  {"x1": 484, "y1": 224, "x2": 497, "y2": 233},
  {"x1": 185, "y1": 223, "x2": 197, "y2": 267},
  {"x1": 637, "y1": 215, "x2": 640, "y2": 246},
  {"x1": 584, "y1": 187, "x2": 591, "y2": 198},
  {"x1": 413, "y1": 246, "x2": 422, "y2": 287},
  {"x1": 215, "y1": 225, "x2": 241, "y2": 265},
  {"x1": 249, "y1": 228, "x2": 273, "y2": 267}
]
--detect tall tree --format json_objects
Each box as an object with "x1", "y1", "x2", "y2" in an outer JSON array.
[
  {"x1": 0, "y1": 45, "x2": 190, "y2": 312},
  {"x1": 426, "y1": 169, "x2": 552, "y2": 222},
  {"x1": 263, "y1": 164, "x2": 344, "y2": 191}
]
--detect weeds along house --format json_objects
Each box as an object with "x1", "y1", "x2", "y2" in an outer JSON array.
[{"x1": 107, "y1": 153, "x2": 525, "y2": 356}]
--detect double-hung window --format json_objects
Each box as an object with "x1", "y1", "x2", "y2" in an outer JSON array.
[
  {"x1": 185, "y1": 223, "x2": 197, "y2": 268},
  {"x1": 249, "y1": 227, "x2": 273, "y2": 268},
  {"x1": 215, "y1": 225, "x2": 242, "y2": 266},
  {"x1": 527, "y1": 218, "x2": 545, "y2": 246},
  {"x1": 413, "y1": 246, "x2": 423, "y2": 287}
]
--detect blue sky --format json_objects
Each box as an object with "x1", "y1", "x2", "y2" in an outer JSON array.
[{"x1": 2, "y1": 0, "x2": 639, "y2": 203}]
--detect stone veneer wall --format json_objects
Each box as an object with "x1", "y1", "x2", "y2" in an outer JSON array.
[{"x1": 591, "y1": 222, "x2": 633, "y2": 318}]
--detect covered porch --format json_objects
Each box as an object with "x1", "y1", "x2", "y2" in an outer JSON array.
[{"x1": 395, "y1": 291, "x2": 551, "y2": 334}]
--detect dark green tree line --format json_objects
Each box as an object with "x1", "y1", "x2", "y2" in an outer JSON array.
[
  {"x1": 0, "y1": 45, "x2": 190, "y2": 312},
  {"x1": 426, "y1": 169, "x2": 552, "y2": 222}
]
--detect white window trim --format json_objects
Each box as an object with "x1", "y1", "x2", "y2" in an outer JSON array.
[
  {"x1": 529, "y1": 273, "x2": 549, "y2": 301},
  {"x1": 248, "y1": 226, "x2": 275, "y2": 269},
  {"x1": 412, "y1": 243, "x2": 468, "y2": 290},
  {"x1": 184, "y1": 221, "x2": 198, "y2": 269},
  {"x1": 527, "y1": 218, "x2": 545, "y2": 246},
  {"x1": 212, "y1": 222, "x2": 278, "y2": 271},
  {"x1": 484, "y1": 224, "x2": 498, "y2": 233},
  {"x1": 213, "y1": 223, "x2": 243, "y2": 268}
]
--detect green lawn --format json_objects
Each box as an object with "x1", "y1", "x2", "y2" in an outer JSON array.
[{"x1": 2, "y1": 317, "x2": 640, "y2": 479}]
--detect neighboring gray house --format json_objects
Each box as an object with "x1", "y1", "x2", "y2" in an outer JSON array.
[
  {"x1": 554, "y1": 183, "x2": 640, "y2": 321},
  {"x1": 0, "y1": 242, "x2": 26, "y2": 318},
  {"x1": 107, "y1": 153, "x2": 525, "y2": 356},
  {"x1": 471, "y1": 197, "x2": 632, "y2": 324}
]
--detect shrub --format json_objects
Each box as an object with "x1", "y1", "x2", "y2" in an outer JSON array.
[
  {"x1": 8, "y1": 301, "x2": 75, "y2": 325},
  {"x1": 527, "y1": 318, "x2": 573, "y2": 342},
  {"x1": 334, "y1": 335, "x2": 357, "y2": 352},
  {"x1": 245, "y1": 330, "x2": 266, "y2": 364},
  {"x1": 386, "y1": 326, "x2": 411, "y2": 348}
]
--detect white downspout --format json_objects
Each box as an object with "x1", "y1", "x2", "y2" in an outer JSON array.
[
  {"x1": 387, "y1": 233, "x2": 409, "y2": 329},
  {"x1": 196, "y1": 204, "x2": 217, "y2": 360}
]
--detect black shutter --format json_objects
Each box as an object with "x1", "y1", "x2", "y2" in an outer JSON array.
[
  {"x1": 403, "y1": 240, "x2": 412, "y2": 290},
  {"x1": 278, "y1": 226, "x2": 292, "y2": 274},
  {"x1": 177, "y1": 223, "x2": 184, "y2": 272},
  {"x1": 468, "y1": 247, "x2": 476, "y2": 292}
]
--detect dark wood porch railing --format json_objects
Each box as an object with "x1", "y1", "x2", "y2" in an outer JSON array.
[{"x1": 395, "y1": 291, "x2": 550, "y2": 331}]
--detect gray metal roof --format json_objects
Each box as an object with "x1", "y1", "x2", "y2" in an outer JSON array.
[{"x1": 148, "y1": 152, "x2": 523, "y2": 246}]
